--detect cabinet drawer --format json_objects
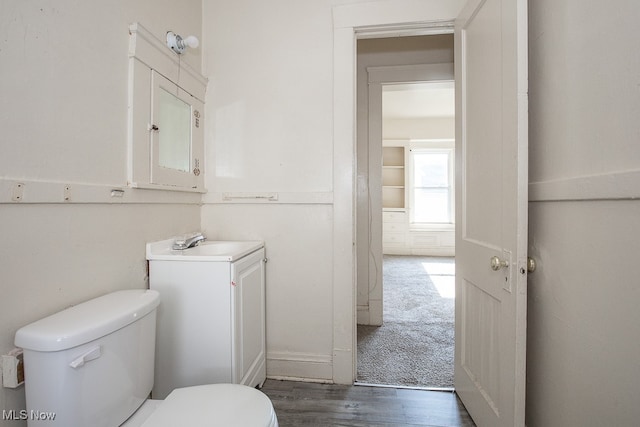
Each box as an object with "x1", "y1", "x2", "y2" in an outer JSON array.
[
  {"x1": 383, "y1": 232, "x2": 406, "y2": 244},
  {"x1": 383, "y1": 222, "x2": 405, "y2": 233},
  {"x1": 383, "y1": 211, "x2": 406, "y2": 223},
  {"x1": 412, "y1": 234, "x2": 439, "y2": 247}
]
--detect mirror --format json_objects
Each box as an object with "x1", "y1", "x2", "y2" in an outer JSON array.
[{"x1": 157, "y1": 87, "x2": 191, "y2": 172}]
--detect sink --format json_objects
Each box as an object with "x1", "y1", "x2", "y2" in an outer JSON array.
[{"x1": 146, "y1": 239, "x2": 264, "y2": 262}]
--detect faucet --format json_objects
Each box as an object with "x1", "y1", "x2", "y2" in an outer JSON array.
[{"x1": 172, "y1": 233, "x2": 206, "y2": 250}]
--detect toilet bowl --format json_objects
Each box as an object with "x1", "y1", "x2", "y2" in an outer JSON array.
[
  {"x1": 122, "y1": 384, "x2": 277, "y2": 427},
  {"x1": 14, "y1": 290, "x2": 278, "y2": 427}
]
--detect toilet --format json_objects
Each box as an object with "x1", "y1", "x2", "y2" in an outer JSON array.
[{"x1": 14, "y1": 290, "x2": 278, "y2": 427}]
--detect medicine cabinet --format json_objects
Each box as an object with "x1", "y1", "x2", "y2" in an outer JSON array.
[{"x1": 128, "y1": 23, "x2": 207, "y2": 192}]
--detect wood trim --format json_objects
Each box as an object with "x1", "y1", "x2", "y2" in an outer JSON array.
[
  {"x1": 128, "y1": 22, "x2": 207, "y2": 101},
  {"x1": 368, "y1": 63, "x2": 454, "y2": 84},
  {"x1": 0, "y1": 178, "x2": 201, "y2": 204},
  {"x1": 529, "y1": 170, "x2": 640, "y2": 202},
  {"x1": 332, "y1": 0, "x2": 465, "y2": 386},
  {"x1": 266, "y1": 351, "x2": 333, "y2": 382},
  {"x1": 201, "y1": 192, "x2": 334, "y2": 205},
  {"x1": 127, "y1": 22, "x2": 207, "y2": 193}
]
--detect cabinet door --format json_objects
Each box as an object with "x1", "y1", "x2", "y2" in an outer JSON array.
[
  {"x1": 149, "y1": 260, "x2": 232, "y2": 399},
  {"x1": 231, "y1": 249, "x2": 266, "y2": 385},
  {"x1": 150, "y1": 71, "x2": 204, "y2": 190}
]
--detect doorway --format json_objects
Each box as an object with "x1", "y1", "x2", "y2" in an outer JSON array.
[
  {"x1": 355, "y1": 36, "x2": 456, "y2": 389},
  {"x1": 333, "y1": 1, "x2": 528, "y2": 424},
  {"x1": 357, "y1": 255, "x2": 456, "y2": 388}
]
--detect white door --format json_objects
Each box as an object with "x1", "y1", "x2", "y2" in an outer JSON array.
[{"x1": 454, "y1": 0, "x2": 528, "y2": 426}]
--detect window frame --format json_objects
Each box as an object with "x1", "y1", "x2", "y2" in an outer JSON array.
[{"x1": 408, "y1": 140, "x2": 455, "y2": 229}]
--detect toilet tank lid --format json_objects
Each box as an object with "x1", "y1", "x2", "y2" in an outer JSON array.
[{"x1": 15, "y1": 290, "x2": 160, "y2": 352}]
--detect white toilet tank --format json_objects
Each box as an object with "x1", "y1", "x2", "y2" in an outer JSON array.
[{"x1": 14, "y1": 290, "x2": 160, "y2": 427}]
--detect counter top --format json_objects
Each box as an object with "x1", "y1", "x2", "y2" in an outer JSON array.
[{"x1": 146, "y1": 239, "x2": 264, "y2": 262}]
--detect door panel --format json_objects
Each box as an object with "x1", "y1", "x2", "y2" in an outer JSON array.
[
  {"x1": 461, "y1": 278, "x2": 501, "y2": 413},
  {"x1": 462, "y1": 0, "x2": 504, "y2": 247},
  {"x1": 454, "y1": 0, "x2": 528, "y2": 425}
]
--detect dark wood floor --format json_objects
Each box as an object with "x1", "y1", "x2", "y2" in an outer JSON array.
[{"x1": 261, "y1": 379, "x2": 476, "y2": 427}]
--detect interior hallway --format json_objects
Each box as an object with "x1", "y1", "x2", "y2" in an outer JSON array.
[{"x1": 357, "y1": 256, "x2": 455, "y2": 388}]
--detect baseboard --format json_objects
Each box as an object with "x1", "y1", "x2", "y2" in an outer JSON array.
[
  {"x1": 266, "y1": 351, "x2": 333, "y2": 382},
  {"x1": 357, "y1": 306, "x2": 369, "y2": 324},
  {"x1": 241, "y1": 355, "x2": 266, "y2": 389},
  {"x1": 383, "y1": 247, "x2": 455, "y2": 256},
  {"x1": 266, "y1": 375, "x2": 333, "y2": 384}
]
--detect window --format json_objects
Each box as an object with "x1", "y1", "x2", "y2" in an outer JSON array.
[{"x1": 410, "y1": 148, "x2": 454, "y2": 225}]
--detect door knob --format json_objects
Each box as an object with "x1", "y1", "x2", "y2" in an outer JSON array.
[
  {"x1": 490, "y1": 256, "x2": 509, "y2": 271},
  {"x1": 527, "y1": 257, "x2": 537, "y2": 273}
]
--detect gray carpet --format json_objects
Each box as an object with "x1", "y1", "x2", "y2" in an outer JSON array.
[{"x1": 357, "y1": 255, "x2": 455, "y2": 388}]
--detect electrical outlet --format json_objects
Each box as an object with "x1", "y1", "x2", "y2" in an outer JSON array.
[{"x1": 2, "y1": 348, "x2": 24, "y2": 388}]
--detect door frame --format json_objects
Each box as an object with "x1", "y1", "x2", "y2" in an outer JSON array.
[
  {"x1": 331, "y1": 0, "x2": 466, "y2": 384},
  {"x1": 359, "y1": 63, "x2": 455, "y2": 328}
]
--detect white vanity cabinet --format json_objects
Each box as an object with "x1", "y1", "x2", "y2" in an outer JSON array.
[{"x1": 146, "y1": 240, "x2": 266, "y2": 400}]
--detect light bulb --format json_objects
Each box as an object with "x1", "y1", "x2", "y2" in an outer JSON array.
[
  {"x1": 166, "y1": 31, "x2": 199, "y2": 54},
  {"x1": 183, "y1": 36, "x2": 199, "y2": 49}
]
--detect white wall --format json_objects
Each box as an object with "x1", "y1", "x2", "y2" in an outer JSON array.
[
  {"x1": 0, "y1": 1, "x2": 202, "y2": 183},
  {"x1": 6, "y1": 0, "x2": 634, "y2": 424},
  {"x1": 0, "y1": 2, "x2": 202, "y2": 424},
  {"x1": 201, "y1": 0, "x2": 335, "y2": 194},
  {"x1": 199, "y1": 204, "x2": 335, "y2": 379},
  {"x1": 201, "y1": 0, "x2": 347, "y2": 381},
  {"x1": 202, "y1": 0, "x2": 640, "y2": 422},
  {"x1": 384, "y1": 117, "x2": 454, "y2": 140},
  {"x1": 201, "y1": 0, "x2": 465, "y2": 381},
  {"x1": 527, "y1": 0, "x2": 640, "y2": 425}
]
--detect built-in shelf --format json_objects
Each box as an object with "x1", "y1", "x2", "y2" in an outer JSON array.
[
  {"x1": 380, "y1": 139, "x2": 455, "y2": 257},
  {"x1": 382, "y1": 145, "x2": 406, "y2": 209}
]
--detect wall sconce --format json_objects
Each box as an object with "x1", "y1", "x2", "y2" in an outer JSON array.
[{"x1": 166, "y1": 31, "x2": 199, "y2": 55}]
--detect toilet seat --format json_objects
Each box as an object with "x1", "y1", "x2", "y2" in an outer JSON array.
[
  {"x1": 139, "y1": 384, "x2": 278, "y2": 427},
  {"x1": 121, "y1": 400, "x2": 162, "y2": 427}
]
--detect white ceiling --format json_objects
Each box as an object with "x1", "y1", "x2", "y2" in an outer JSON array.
[{"x1": 382, "y1": 81, "x2": 455, "y2": 119}]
